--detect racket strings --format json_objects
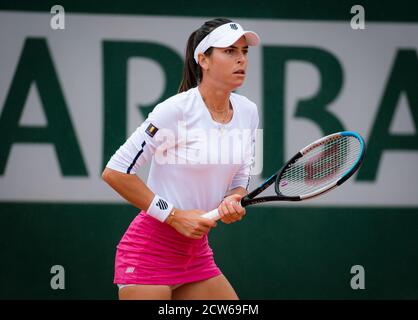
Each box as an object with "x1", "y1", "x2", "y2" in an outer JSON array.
[
  {"x1": 310, "y1": 140, "x2": 360, "y2": 179},
  {"x1": 279, "y1": 136, "x2": 361, "y2": 197}
]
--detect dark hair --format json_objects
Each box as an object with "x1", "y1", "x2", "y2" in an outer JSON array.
[{"x1": 178, "y1": 18, "x2": 232, "y2": 93}]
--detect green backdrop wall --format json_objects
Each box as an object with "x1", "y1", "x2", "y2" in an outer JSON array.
[{"x1": 1, "y1": 0, "x2": 417, "y2": 299}]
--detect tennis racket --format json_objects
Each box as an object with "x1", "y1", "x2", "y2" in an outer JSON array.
[{"x1": 202, "y1": 131, "x2": 366, "y2": 220}]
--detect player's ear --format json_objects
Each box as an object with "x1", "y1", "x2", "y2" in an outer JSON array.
[{"x1": 198, "y1": 53, "x2": 209, "y2": 71}]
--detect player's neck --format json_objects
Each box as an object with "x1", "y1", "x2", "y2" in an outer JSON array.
[{"x1": 198, "y1": 82, "x2": 231, "y2": 113}]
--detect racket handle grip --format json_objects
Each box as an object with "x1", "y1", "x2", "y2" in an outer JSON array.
[{"x1": 201, "y1": 208, "x2": 221, "y2": 221}]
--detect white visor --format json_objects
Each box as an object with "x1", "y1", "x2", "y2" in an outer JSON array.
[{"x1": 193, "y1": 22, "x2": 260, "y2": 64}]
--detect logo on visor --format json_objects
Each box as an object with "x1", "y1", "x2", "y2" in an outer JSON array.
[{"x1": 230, "y1": 23, "x2": 238, "y2": 30}]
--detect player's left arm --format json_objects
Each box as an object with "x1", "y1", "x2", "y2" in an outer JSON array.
[
  {"x1": 219, "y1": 187, "x2": 247, "y2": 224},
  {"x1": 224, "y1": 187, "x2": 247, "y2": 198},
  {"x1": 219, "y1": 102, "x2": 259, "y2": 224}
]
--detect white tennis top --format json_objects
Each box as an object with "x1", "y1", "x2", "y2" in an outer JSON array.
[{"x1": 106, "y1": 86, "x2": 259, "y2": 212}]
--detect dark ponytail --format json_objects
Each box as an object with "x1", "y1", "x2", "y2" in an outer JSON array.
[{"x1": 178, "y1": 18, "x2": 232, "y2": 93}]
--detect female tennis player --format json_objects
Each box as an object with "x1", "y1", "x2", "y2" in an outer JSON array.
[{"x1": 102, "y1": 18, "x2": 260, "y2": 300}]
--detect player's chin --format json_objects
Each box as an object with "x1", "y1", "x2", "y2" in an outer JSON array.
[{"x1": 229, "y1": 78, "x2": 246, "y2": 90}]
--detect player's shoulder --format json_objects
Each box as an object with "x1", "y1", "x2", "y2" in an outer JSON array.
[
  {"x1": 153, "y1": 88, "x2": 196, "y2": 115},
  {"x1": 230, "y1": 92, "x2": 258, "y2": 114},
  {"x1": 159, "y1": 88, "x2": 195, "y2": 107}
]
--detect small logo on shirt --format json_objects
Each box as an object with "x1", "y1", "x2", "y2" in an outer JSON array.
[
  {"x1": 145, "y1": 123, "x2": 159, "y2": 137},
  {"x1": 156, "y1": 199, "x2": 168, "y2": 210},
  {"x1": 125, "y1": 267, "x2": 135, "y2": 273},
  {"x1": 230, "y1": 23, "x2": 238, "y2": 30}
]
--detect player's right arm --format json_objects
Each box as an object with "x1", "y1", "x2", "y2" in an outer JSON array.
[{"x1": 102, "y1": 102, "x2": 216, "y2": 239}]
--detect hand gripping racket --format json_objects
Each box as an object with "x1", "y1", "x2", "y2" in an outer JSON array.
[{"x1": 202, "y1": 131, "x2": 366, "y2": 220}]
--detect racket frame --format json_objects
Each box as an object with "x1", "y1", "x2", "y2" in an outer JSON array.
[
  {"x1": 242, "y1": 131, "x2": 366, "y2": 205},
  {"x1": 274, "y1": 131, "x2": 366, "y2": 201}
]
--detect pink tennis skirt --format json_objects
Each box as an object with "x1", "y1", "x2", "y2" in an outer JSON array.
[{"x1": 113, "y1": 210, "x2": 221, "y2": 286}]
